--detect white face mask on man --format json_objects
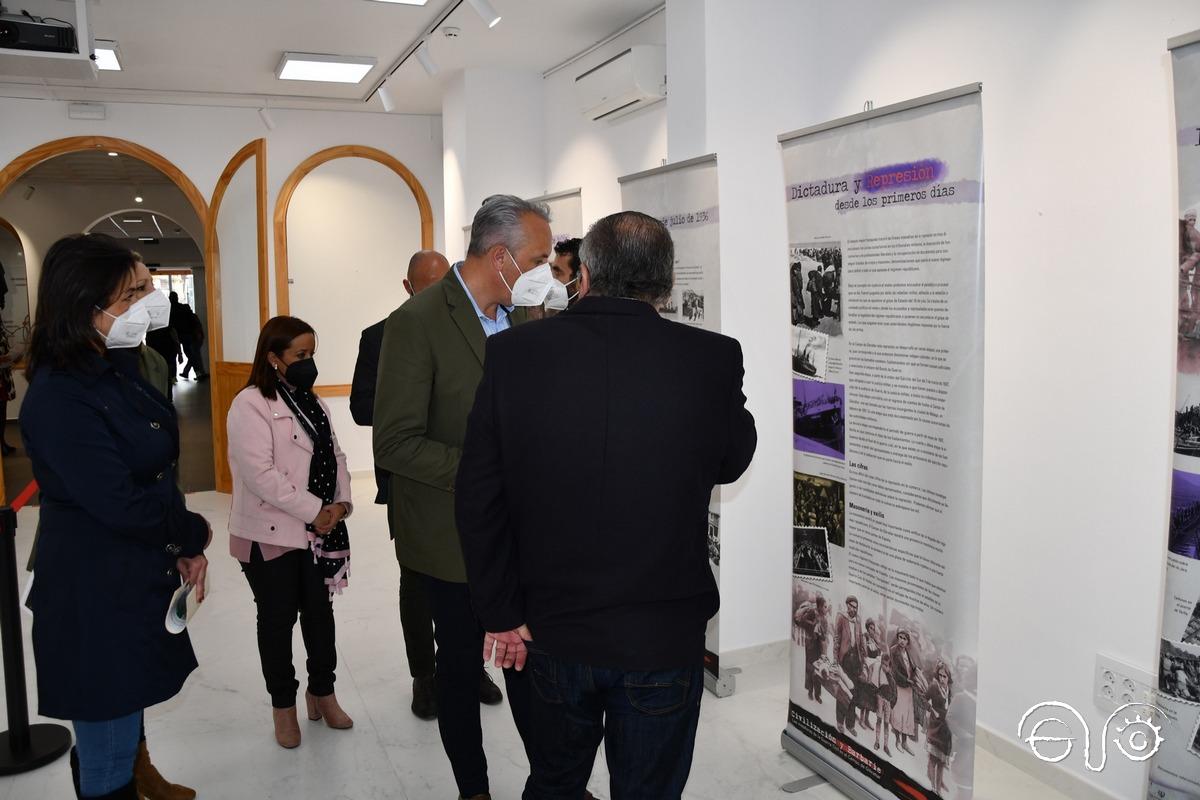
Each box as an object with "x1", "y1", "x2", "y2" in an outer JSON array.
[
  {"x1": 135, "y1": 289, "x2": 172, "y2": 331},
  {"x1": 544, "y1": 276, "x2": 579, "y2": 312},
  {"x1": 501, "y1": 249, "x2": 555, "y2": 307},
  {"x1": 96, "y1": 302, "x2": 152, "y2": 349}
]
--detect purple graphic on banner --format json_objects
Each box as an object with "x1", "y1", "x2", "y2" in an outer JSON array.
[
  {"x1": 861, "y1": 159, "x2": 945, "y2": 193},
  {"x1": 1170, "y1": 469, "x2": 1200, "y2": 559},
  {"x1": 793, "y1": 379, "x2": 845, "y2": 460}
]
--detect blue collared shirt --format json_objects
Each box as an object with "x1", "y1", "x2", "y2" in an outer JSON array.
[{"x1": 453, "y1": 263, "x2": 511, "y2": 338}]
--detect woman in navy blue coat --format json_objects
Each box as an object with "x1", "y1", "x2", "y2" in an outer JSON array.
[{"x1": 20, "y1": 234, "x2": 211, "y2": 800}]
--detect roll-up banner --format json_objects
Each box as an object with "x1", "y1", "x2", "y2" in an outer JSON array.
[
  {"x1": 619, "y1": 155, "x2": 732, "y2": 696},
  {"x1": 779, "y1": 85, "x2": 985, "y2": 800},
  {"x1": 529, "y1": 188, "x2": 584, "y2": 243},
  {"x1": 1153, "y1": 30, "x2": 1200, "y2": 800}
]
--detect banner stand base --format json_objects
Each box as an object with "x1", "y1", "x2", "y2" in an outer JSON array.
[
  {"x1": 781, "y1": 729, "x2": 878, "y2": 800},
  {"x1": 704, "y1": 666, "x2": 738, "y2": 698}
]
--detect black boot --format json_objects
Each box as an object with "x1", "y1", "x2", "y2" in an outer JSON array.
[{"x1": 411, "y1": 675, "x2": 437, "y2": 720}]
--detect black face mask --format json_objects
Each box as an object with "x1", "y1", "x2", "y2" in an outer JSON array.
[{"x1": 283, "y1": 357, "x2": 318, "y2": 391}]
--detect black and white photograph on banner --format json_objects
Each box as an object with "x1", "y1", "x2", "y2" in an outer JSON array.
[
  {"x1": 707, "y1": 510, "x2": 720, "y2": 566},
  {"x1": 1186, "y1": 597, "x2": 1200, "y2": 645},
  {"x1": 792, "y1": 326, "x2": 829, "y2": 380},
  {"x1": 1190, "y1": 711, "x2": 1200, "y2": 760},
  {"x1": 792, "y1": 527, "x2": 831, "y2": 580},
  {"x1": 793, "y1": 378, "x2": 846, "y2": 460},
  {"x1": 1180, "y1": 200, "x2": 1200, "y2": 369},
  {"x1": 656, "y1": 292, "x2": 680, "y2": 316},
  {"x1": 1160, "y1": 639, "x2": 1200, "y2": 703},
  {"x1": 793, "y1": 472, "x2": 845, "y2": 547},
  {"x1": 789, "y1": 586, "x2": 974, "y2": 799},
  {"x1": 790, "y1": 242, "x2": 843, "y2": 337},
  {"x1": 682, "y1": 289, "x2": 704, "y2": 323},
  {"x1": 1171, "y1": 469, "x2": 1200, "y2": 560},
  {"x1": 1177, "y1": 373, "x2": 1200, "y2": 457}
]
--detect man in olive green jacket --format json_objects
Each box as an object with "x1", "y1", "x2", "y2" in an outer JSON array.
[{"x1": 373, "y1": 195, "x2": 551, "y2": 800}]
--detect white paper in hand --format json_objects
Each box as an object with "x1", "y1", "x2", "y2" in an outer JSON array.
[{"x1": 165, "y1": 578, "x2": 207, "y2": 634}]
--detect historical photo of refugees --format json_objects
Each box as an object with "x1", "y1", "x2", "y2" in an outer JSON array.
[
  {"x1": 794, "y1": 472, "x2": 844, "y2": 548},
  {"x1": 1180, "y1": 205, "x2": 1200, "y2": 372},
  {"x1": 656, "y1": 289, "x2": 679, "y2": 316},
  {"x1": 794, "y1": 379, "x2": 845, "y2": 460},
  {"x1": 1160, "y1": 639, "x2": 1200, "y2": 703},
  {"x1": 790, "y1": 242, "x2": 842, "y2": 338},
  {"x1": 792, "y1": 326, "x2": 829, "y2": 381},
  {"x1": 1171, "y1": 469, "x2": 1200, "y2": 560},
  {"x1": 1185, "y1": 596, "x2": 1200, "y2": 646},
  {"x1": 707, "y1": 510, "x2": 720, "y2": 566},
  {"x1": 682, "y1": 289, "x2": 704, "y2": 323},
  {"x1": 790, "y1": 584, "x2": 974, "y2": 798},
  {"x1": 1178, "y1": 374, "x2": 1200, "y2": 458},
  {"x1": 793, "y1": 527, "x2": 831, "y2": 581}
]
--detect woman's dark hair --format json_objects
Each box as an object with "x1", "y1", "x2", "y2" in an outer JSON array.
[
  {"x1": 246, "y1": 315, "x2": 316, "y2": 399},
  {"x1": 26, "y1": 233, "x2": 137, "y2": 378}
]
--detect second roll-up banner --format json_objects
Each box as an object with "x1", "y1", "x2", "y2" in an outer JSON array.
[
  {"x1": 618, "y1": 154, "x2": 733, "y2": 695},
  {"x1": 780, "y1": 86, "x2": 986, "y2": 800}
]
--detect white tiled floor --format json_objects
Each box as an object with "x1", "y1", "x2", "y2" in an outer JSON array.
[{"x1": 0, "y1": 477, "x2": 1071, "y2": 799}]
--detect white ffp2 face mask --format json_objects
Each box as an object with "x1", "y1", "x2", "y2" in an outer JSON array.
[
  {"x1": 502, "y1": 249, "x2": 555, "y2": 307},
  {"x1": 96, "y1": 303, "x2": 152, "y2": 349},
  {"x1": 135, "y1": 289, "x2": 172, "y2": 331},
  {"x1": 544, "y1": 277, "x2": 578, "y2": 312}
]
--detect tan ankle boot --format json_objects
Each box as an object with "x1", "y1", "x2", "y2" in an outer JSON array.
[
  {"x1": 305, "y1": 690, "x2": 353, "y2": 729},
  {"x1": 273, "y1": 706, "x2": 301, "y2": 748},
  {"x1": 133, "y1": 740, "x2": 197, "y2": 800}
]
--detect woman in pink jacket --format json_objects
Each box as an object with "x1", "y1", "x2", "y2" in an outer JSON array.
[{"x1": 227, "y1": 315, "x2": 353, "y2": 749}]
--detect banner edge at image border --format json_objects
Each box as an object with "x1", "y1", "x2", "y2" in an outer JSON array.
[{"x1": 777, "y1": 83, "x2": 982, "y2": 145}]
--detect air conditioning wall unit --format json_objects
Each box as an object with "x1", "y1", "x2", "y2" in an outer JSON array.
[{"x1": 575, "y1": 44, "x2": 666, "y2": 123}]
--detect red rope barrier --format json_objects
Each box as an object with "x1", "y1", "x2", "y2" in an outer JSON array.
[{"x1": 10, "y1": 481, "x2": 37, "y2": 513}]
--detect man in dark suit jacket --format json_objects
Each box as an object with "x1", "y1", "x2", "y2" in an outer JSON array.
[
  {"x1": 456, "y1": 211, "x2": 757, "y2": 799},
  {"x1": 350, "y1": 249, "x2": 450, "y2": 721},
  {"x1": 374, "y1": 196, "x2": 550, "y2": 800}
]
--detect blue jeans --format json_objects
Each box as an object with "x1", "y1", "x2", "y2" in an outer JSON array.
[
  {"x1": 72, "y1": 710, "x2": 143, "y2": 796},
  {"x1": 522, "y1": 649, "x2": 704, "y2": 800}
]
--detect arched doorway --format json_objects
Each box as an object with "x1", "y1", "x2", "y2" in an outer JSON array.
[{"x1": 0, "y1": 137, "x2": 216, "y2": 499}]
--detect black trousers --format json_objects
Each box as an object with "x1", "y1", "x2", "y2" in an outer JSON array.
[
  {"x1": 180, "y1": 339, "x2": 205, "y2": 377},
  {"x1": 399, "y1": 564, "x2": 436, "y2": 679},
  {"x1": 423, "y1": 572, "x2": 489, "y2": 797},
  {"x1": 241, "y1": 543, "x2": 336, "y2": 709}
]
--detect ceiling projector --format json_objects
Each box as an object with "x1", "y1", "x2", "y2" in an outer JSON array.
[{"x1": 0, "y1": 13, "x2": 77, "y2": 53}]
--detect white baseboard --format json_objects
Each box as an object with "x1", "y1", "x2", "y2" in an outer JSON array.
[
  {"x1": 976, "y1": 721, "x2": 1133, "y2": 800},
  {"x1": 719, "y1": 639, "x2": 790, "y2": 669}
]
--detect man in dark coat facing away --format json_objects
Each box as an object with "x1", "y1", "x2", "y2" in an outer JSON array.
[{"x1": 456, "y1": 211, "x2": 757, "y2": 799}]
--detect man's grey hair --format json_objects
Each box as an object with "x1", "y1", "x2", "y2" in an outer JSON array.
[
  {"x1": 467, "y1": 195, "x2": 550, "y2": 257},
  {"x1": 579, "y1": 211, "x2": 674, "y2": 303}
]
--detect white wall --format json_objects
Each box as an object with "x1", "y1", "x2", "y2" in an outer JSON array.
[
  {"x1": 541, "y1": 13, "x2": 669, "y2": 228},
  {"x1": 658, "y1": 0, "x2": 1200, "y2": 797},
  {"x1": 216, "y1": 164, "x2": 260, "y2": 363},
  {"x1": 287, "y1": 156, "x2": 422, "y2": 384},
  {"x1": 0, "y1": 97, "x2": 445, "y2": 473}
]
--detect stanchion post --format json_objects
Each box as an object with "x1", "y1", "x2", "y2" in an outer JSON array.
[{"x1": 0, "y1": 503, "x2": 71, "y2": 774}]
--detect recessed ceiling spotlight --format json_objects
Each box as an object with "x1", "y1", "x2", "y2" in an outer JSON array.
[
  {"x1": 94, "y1": 40, "x2": 121, "y2": 71},
  {"x1": 465, "y1": 0, "x2": 501, "y2": 28},
  {"x1": 276, "y1": 52, "x2": 376, "y2": 83},
  {"x1": 134, "y1": 195, "x2": 144, "y2": 203},
  {"x1": 107, "y1": 151, "x2": 119, "y2": 157}
]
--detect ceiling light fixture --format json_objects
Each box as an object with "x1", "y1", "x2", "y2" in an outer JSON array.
[
  {"x1": 108, "y1": 217, "x2": 128, "y2": 237},
  {"x1": 152, "y1": 215, "x2": 164, "y2": 237},
  {"x1": 377, "y1": 84, "x2": 396, "y2": 113},
  {"x1": 276, "y1": 52, "x2": 376, "y2": 83},
  {"x1": 134, "y1": 195, "x2": 144, "y2": 204},
  {"x1": 107, "y1": 151, "x2": 119, "y2": 157},
  {"x1": 415, "y1": 41, "x2": 438, "y2": 77},
  {"x1": 122, "y1": 218, "x2": 144, "y2": 224},
  {"x1": 465, "y1": 0, "x2": 501, "y2": 28},
  {"x1": 93, "y1": 40, "x2": 122, "y2": 71}
]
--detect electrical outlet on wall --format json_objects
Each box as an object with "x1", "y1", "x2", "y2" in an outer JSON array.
[{"x1": 1095, "y1": 653, "x2": 1156, "y2": 716}]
